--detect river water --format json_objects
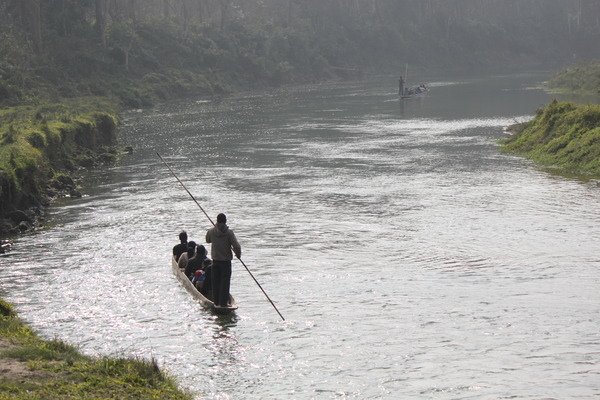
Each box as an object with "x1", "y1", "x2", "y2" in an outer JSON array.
[{"x1": 1, "y1": 74, "x2": 600, "y2": 399}]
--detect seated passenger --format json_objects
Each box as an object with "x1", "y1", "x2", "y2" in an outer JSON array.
[
  {"x1": 172, "y1": 231, "x2": 188, "y2": 262},
  {"x1": 185, "y1": 244, "x2": 209, "y2": 280},
  {"x1": 178, "y1": 241, "x2": 196, "y2": 270},
  {"x1": 192, "y1": 269, "x2": 206, "y2": 290},
  {"x1": 200, "y1": 260, "x2": 213, "y2": 299}
]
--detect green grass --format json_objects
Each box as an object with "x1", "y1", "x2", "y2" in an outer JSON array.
[
  {"x1": 0, "y1": 297, "x2": 192, "y2": 400},
  {"x1": 502, "y1": 100, "x2": 600, "y2": 178},
  {"x1": 0, "y1": 99, "x2": 119, "y2": 217},
  {"x1": 0, "y1": 299, "x2": 15, "y2": 317}
]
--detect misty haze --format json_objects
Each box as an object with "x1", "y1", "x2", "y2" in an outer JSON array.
[{"x1": 1, "y1": 1, "x2": 600, "y2": 399}]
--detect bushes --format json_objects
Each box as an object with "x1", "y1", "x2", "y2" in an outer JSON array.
[
  {"x1": 503, "y1": 100, "x2": 600, "y2": 177},
  {"x1": 549, "y1": 62, "x2": 600, "y2": 94}
]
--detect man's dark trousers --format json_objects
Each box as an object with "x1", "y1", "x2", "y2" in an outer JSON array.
[{"x1": 212, "y1": 260, "x2": 232, "y2": 306}]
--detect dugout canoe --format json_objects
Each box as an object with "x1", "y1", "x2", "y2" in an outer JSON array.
[{"x1": 171, "y1": 256, "x2": 238, "y2": 314}]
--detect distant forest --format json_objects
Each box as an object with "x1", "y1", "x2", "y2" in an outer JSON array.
[{"x1": 1, "y1": 0, "x2": 600, "y2": 106}]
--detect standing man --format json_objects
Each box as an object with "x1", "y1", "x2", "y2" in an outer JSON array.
[{"x1": 206, "y1": 213, "x2": 241, "y2": 307}]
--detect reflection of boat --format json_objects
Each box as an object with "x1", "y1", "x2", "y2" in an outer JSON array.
[{"x1": 171, "y1": 256, "x2": 238, "y2": 314}]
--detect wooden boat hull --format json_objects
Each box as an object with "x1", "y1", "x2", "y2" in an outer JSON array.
[
  {"x1": 401, "y1": 88, "x2": 428, "y2": 99},
  {"x1": 171, "y1": 256, "x2": 238, "y2": 314}
]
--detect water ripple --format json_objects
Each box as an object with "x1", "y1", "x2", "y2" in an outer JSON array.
[{"x1": 1, "y1": 76, "x2": 600, "y2": 399}]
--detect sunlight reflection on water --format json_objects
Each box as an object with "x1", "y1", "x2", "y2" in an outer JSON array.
[{"x1": 1, "y1": 74, "x2": 600, "y2": 399}]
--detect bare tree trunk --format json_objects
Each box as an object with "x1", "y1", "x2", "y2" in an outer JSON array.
[
  {"x1": 197, "y1": 0, "x2": 204, "y2": 23},
  {"x1": 124, "y1": 36, "x2": 134, "y2": 72},
  {"x1": 163, "y1": 0, "x2": 170, "y2": 20},
  {"x1": 182, "y1": 0, "x2": 189, "y2": 34},
  {"x1": 287, "y1": 0, "x2": 293, "y2": 26},
  {"x1": 128, "y1": 0, "x2": 137, "y2": 22},
  {"x1": 95, "y1": 0, "x2": 107, "y2": 48},
  {"x1": 219, "y1": 0, "x2": 230, "y2": 30},
  {"x1": 20, "y1": 0, "x2": 42, "y2": 53},
  {"x1": 60, "y1": 0, "x2": 67, "y2": 36},
  {"x1": 30, "y1": 0, "x2": 41, "y2": 53},
  {"x1": 373, "y1": 0, "x2": 383, "y2": 24},
  {"x1": 108, "y1": 0, "x2": 121, "y2": 22}
]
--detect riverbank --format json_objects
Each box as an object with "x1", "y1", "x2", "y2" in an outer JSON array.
[
  {"x1": 0, "y1": 99, "x2": 122, "y2": 236},
  {"x1": 502, "y1": 100, "x2": 600, "y2": 178},
  {"x1": 548, "y1": 61, "x2": 600, "y2": 95},
  {"x1": 0, "y1": 297, "x2": 192, "y2": 399}
]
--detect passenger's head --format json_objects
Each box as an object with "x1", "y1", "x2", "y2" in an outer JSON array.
[
  {"x1": 217, "y1": 213, "x2": 226, "y2": 224},
  {"x1": 179, "y1": 231, "x2": 187, "y2": 243},
  {"x1": 187, "y1": 241, "x2": 196, "y2": 257},
  {"x1": 197, "y1": 244, "x2": 206, "y2": 258}
]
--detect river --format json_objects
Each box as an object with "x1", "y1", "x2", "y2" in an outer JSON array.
[{"x1": 1, "y1": 73, "x2": 599, "y2": 399}]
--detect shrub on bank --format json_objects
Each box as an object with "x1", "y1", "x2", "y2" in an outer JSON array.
[
  {"x1": 548, "y1": 61, "x2": 600, "y2": 94},
  {"x1": 502, "y1": 100, "x2": 600, "y2": 177}
]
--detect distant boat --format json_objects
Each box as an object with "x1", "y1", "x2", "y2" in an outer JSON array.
[
  {"x1": 399, "y1": 64, "x2": 429, "y2": 99},
  {"x1": 399, "y1": 80, "x2": 429, "y2": 98},
  {"x1": 0, "y1": 240, "x2": 12, "y2": 254},
  {"x1": 171, "y1": 256, "x2": 238, "y2": 314}
]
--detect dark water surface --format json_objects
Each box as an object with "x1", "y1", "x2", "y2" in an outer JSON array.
[{"x1": 2, "y1": 74, "x2": 600, "y2": 399}]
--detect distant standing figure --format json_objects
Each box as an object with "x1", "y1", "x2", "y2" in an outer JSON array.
[
  {"x1": 206, "y1": 213, "x2": 241, "y2": 307},
  {"x1": 399, "y1": 76, "x2": 405, "y2": 96},
  {"x1": 172, "y1": 231, "x2": 188, "y2": 262}
]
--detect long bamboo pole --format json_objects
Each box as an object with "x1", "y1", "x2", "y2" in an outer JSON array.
[{"x1": 157, "y1": 152, "x2": 285, "y2": 321}]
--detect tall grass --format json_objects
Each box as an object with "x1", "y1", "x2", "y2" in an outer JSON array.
[{"x1": 502, "y1": 100, "x2": 600, "y2": 178}]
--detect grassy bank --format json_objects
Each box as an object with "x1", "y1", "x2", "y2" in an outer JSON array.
[
  {"x1": 0, "y1": 297, "x2": 192, "y2": 399},
  {"x1": 502, "y1": 100, "x2": 600, "y2": 178},
  {"x1": 0, "y1": 99, "x2": 119, "y2": 234},
  {"x1": 548, "y1": 61, "x2": 600, "y2": 94}
]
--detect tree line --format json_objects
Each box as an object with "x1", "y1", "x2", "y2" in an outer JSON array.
[
  {"x1": 4, "y1": 1, "x2": 600, "y2": 56},
  {"x1": 1, "y1": 0, "x2": 599, "y2": 107}
]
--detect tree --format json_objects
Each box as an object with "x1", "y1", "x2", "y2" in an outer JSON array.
[
  {"x1": 95, "y1": 0, "x2": 107, "y2": 47},
  {"x1": 219, "y1": 0, "x2": 230, "y2": 30},
  {"x1": 109, "y1": 20, "x2": 137, "y2": 71},
  {"x1": 20, "y1": 0, "x2": 42, "y2": 53},
  {"x1": 197, "y1": 0, "x2": 205, "y2": 23},
  {"x1": 163, "y1": 0, "x2": 170, "y2": 20}
]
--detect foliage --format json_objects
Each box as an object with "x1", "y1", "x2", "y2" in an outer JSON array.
[
  {"x1": 1, "y1": 1, "x2": 599, "y2": 109},
  {"x1": 0, "y1": 99, "x2": 118, "y2": 215},
  {"x1": 502, "y1": 100, "x2": 600, "y2": 178},
  {"x1": 549, "y1": 61, "x2": 600, "y2": 94},
  {"x1": 0, "y1": 299, "x2": 15, "y2": 317}
]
